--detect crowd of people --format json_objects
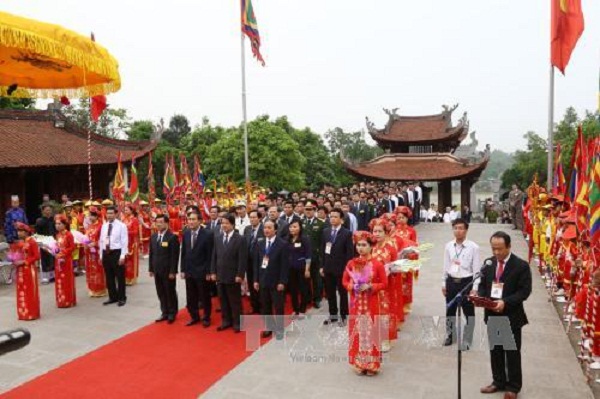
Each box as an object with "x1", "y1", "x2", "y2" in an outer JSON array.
[
  {"x1": 523, "y1": 184, "x2": 600, "y2": 381},
  {"x1": 2, "y1": 180, "x2": 427, "y2": 375}
]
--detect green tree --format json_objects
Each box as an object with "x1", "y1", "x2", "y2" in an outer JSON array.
[
  {"x1": 162, "y1": 114, "x2": 191, "y2": 147},
  {"x1": 274, "y1": 116, "x2": 341, "y2": 190},
  {"x1": 501, "y1": 131, "x2": 547, "y2": 190},
  {"x1": 205, "y1": 117, "x2": 306, "y2": 190},
  {"x1": 0, "y1": 97, "x2": 36, "y2": 110},
  {"x1": 62, "y1": 98, "x2": 131, "y2": 139},
  {"x1": 127, "y1": 120, "x2": 155, "y2": 141},
  {"x1": 324, "y1": 127, "x2": 384, "y2": 162}
]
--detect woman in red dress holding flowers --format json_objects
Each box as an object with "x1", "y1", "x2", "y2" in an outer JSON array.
[
  {"x1": 122, "y1": 204, "x2": 140, "y2": 286},
  {"x1": 342, "y1": 231, "x2": 388, "y2": 376},
  {"x1": 13, "y1": 222, "x2": 41, "y2": 320},
  {"x1": 370, "y1": 219, "x2": 399, "y2": 351},
  {"x1": 54, "y1": 215, "x2": 76, "y2": 308},
  {"x1": 84, "y1": 207, "x2": 107, "y2": 297},
  {"x1": 393, "y1": 206, "x2": 419, "y2": 314}
]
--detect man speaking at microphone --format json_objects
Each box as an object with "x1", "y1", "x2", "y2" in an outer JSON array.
[
  {"x1": 478, "y1": 231, "x2": 532, "y2": 399},
  {"x1": 442, "y1": 218, "x2": 480, "y2": 349}
]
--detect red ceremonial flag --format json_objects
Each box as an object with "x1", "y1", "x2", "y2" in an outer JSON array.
[
  {"x1": 112, "y1": 151, "x2": 125, "y2": 203},
  {"x1": 90, "y1": 95, "x2": 107, "y2": 122},
  {"x1": 553, "y1": 143, "x2": 566, "y2": 196},
  {"x1": 241, "y1": 0, "x2": 265, "y2": 66},
  {"x1": 128, "y1": 156, "x2": 140, "y2": 205},
  {"x1": 147, "y1": 151, "x2": 156, "y2": 204},
  {"x1": 551, "y1": 0, "x2": 584, "y2": 74}
]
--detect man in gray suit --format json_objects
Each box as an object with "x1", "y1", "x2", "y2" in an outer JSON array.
[{"x1": 210, "y1": 213, "x2": 247, "y2": 333}]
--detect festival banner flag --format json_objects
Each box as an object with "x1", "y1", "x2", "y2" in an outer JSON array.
[
  {"x1": 566, "y1": 125, "x2": 586, "y2": 202},
  {"x1": 112, "y1": 151, "x2": 125, "y2": 203},
  {"x1": 147, "y1": 151, "x2": 156, "y2": 203},
  {"x1": 163, "y1": 154, "x2": 177, "y2": 201},
  {"x1": 241, "y1": 0, "x2": 265, "y2": 66},
  {"x1": 192, "y1": 154, "x2": 206, "y2": 193},
  {"x1": 128, "y1": 156, "x2": 140, "y2": 205},
  {"x1": 589, "y1": 140, "x2": 600, "y2": 245},
  {"x1": 551, "y1": 0, "x2": 584, "y2": 74},
  {"x1": 552, "y1": 143, "x2": 566, "y2": 196},
  {"x1": 179, "y1": 154, "x2": 191, "y2": 193}
]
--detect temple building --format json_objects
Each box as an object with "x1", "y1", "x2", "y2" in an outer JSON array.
[
  {"x1": 0, "y1": 109, "x2": 156, "y2": 221},
  {"x1": 343, "y1": 105, "x2": 489, "y2": 210}
]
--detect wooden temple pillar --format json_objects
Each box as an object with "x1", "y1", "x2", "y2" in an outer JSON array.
[
  {"x1": 460, "y1": 178, "x2": 472, "y2": 210},
  {"x1": 438, "y1": 180, "x2": 452, "y2": 211}
]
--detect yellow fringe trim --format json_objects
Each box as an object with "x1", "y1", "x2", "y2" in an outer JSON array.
[{"x1": 0, "y1": 11, "x2": 121, "y2": 98}]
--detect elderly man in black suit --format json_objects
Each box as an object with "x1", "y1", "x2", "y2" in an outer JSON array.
[
  {"x1": 210, "y1": 213, "x2": 247, "y2": 333},
  {"x1": 320, "y1": 207, "x2": 354, "y2": 326},
  {"x1": 253, "y1": 219, "x2": 289, "y2": 340},
  {"x1": 149, "y1": 214, "x2": 180, "y2": 324},
  {"x1": 244, "y1": 209, "x2": 264, "y2": 314},
  {"x1": 351, "y1": 191, "x2": 370, "y2": 231},
  {"x1": 478, "y1": 231, "x2": 532, "y2": 399},
  {"x1": 181, "y1": 211, "x2": 214, "y2": 327}
]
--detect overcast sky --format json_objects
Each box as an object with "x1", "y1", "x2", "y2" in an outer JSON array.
[{"x1": 4, "y1": 1, "x2": 599, "y2": 152}]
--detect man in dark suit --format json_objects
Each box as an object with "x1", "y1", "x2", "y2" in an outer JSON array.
[
  {"x1": 478, "y1": 231, "x2": 532, "y2": 399},
  {"x1": 320, "y1": 207, "x2": 354, "y2": 326},
  {"x1": 351, "y1": 192, "x2": 370, "y2": 231},
  {"x1": 253, "y1": 220, "x2": 289, "y2": 340},
  {"x1": 180, "y1": 211, "x2": 214, "y2": 327},
  {"x1": 268, "y1": 206, "x2": 289, "y2": 239},
  {"x1": 149, "y1": 214, "x2": 180, "y2": 324},
  {"x1": 244, "y1": 209, "x2": 264, "y2": 314},
  {"x1": 206, "y1": 205, "x2": 221, "y2": 233},
  {"x1": 210, "y1": 213, "x2": 247, "y2": 333},
  {"x1": 303, "y1": 201, "x2": 325, "y2": 308}
]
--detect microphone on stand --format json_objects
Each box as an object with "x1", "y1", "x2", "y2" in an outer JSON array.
[{"x1": 474, "y1": 258, "x2": 494, "y2": 280}]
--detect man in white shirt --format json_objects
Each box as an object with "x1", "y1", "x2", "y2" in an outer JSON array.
[
  {"x1": 443, "y1": 207, "x2": 452, "y2": 223},
  {"x1": 414, "y1": 183, "x2": 423, "y2": 225},
  {"x1": 99, "y1": 206, "x2": 129, "y2": 306},
  {"x1": 235, "y1": 201, "x2": 250, "y2": 233},
  {"x1": 442, "y1": 218, "x2": 481, "y2": 348}
]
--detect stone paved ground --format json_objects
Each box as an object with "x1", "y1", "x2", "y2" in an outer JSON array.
[
  {"x1": 203, "y1": 223, "x2": 594, "y2": 399},
  {"x1": 0, "y1": 223, "x2": 594, "y2": 398}
]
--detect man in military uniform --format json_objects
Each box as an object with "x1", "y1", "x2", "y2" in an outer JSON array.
[
  {"x1": 508, "y1": 184, "x2": 524, "y2": 231},
  {"x1": 302, "y1": 200, "x2": 325, "y2": 308}
]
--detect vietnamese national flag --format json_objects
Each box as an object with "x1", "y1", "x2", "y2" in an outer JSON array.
[{"x1": 551, "y1": 0, "x2": 584, "y2": 74}]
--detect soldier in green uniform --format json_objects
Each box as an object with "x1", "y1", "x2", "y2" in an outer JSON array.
[{"x1": 302, "y1": 200, "x2": 326, "y2": 308}]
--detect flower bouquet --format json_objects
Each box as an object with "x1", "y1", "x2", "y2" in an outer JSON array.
[
  {"x1": 33, "y1": 234, "x2": 59, "y2": 255},
  {"x1": 71, "y1": 230, "x2": 91, "y2": 246}
]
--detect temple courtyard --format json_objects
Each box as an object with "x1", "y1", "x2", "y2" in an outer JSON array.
[{"x1": 0, "y1": 223, "x2": 594, "y2": 398}]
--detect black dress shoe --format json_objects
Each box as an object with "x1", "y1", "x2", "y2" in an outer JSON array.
[
  {"x1": 323, "y1": 318, "x2": 338, "y2": 326},
  {"x1": 261, "y1": 331, "x2": 272, "y2": 338},
  {"x1": 217, "y1": 324, "x2": 231, "y2": 331},
  {"x1": 185, "y1": 320, "x2": 199, "y2": 327},
  {"x1": 443, "y1": 336, "x2": 453, "y2": 346},
  {"x1": 103, "y1": 300, "x2": 117, "y2": 306},
  {"x1": 202, "y1": 318, "x2": 211, "y2": 328},
  {"x1": 117, "y1": 301, "x2": 126, "y2": 307},
  {"x1": 167, "y1": 317, "x2": 176, "y2": 324},
  {"x1": 155, "y1": 315, "x2": 168, "y2": 322},
  {"x1": 313, "y1": 301, "x2": 321, "y2": 309}
]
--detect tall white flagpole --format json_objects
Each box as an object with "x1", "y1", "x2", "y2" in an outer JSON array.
[
  {"x1": 241, "y1": 30, "x2": 250, "y2": 184},
  {"x1": 547, "y1": 64, "x2": 555, "y2": 191}
]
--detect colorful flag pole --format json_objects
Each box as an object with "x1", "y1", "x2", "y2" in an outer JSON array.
[
  {"x1": 147, "y1": 151, "x2": 156, "y2": 204},
  {"x1": 547, "y1": 0, "x2": 585, "y2": 190},
  {"x1": 241, "y1": 0, "x2": 266, "y2": 185},
  {"x1": 112, "y1": 151, "x2": 125, "y2": 206}
]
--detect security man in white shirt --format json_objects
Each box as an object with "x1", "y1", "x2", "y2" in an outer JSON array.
[
  {"x1": 99, "y1": 206, "x2": 129, "y2": 306},
  {"x1": 442, "y1": 218, "x2": 481, "y2": 348}
]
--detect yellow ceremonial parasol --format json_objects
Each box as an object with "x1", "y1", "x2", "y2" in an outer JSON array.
[{"x1": 0, "y1": 11, "x2": 120, "y2": 98}]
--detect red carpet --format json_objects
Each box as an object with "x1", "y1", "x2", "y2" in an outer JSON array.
[{"x1": 1, "y1": 298, "x2": 292, "y2": 399}]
